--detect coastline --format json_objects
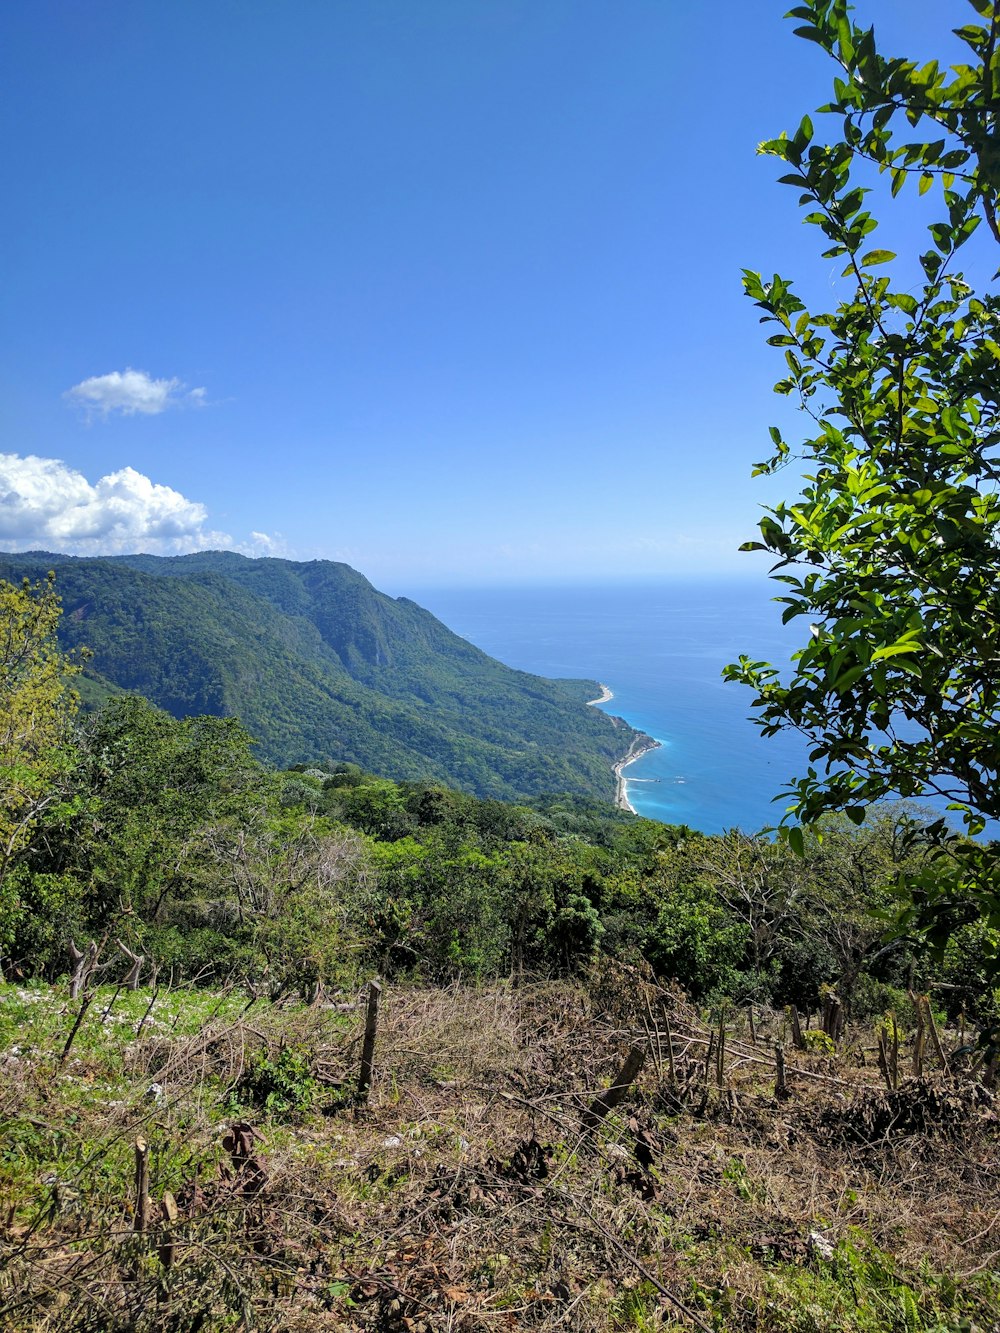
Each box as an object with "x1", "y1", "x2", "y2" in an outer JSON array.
[
  {"x1": 585, "y1": 683, "x2": 614, "y2": 706},
  {"x1": 613, "y1": 735, "x2": 661, "y2": 813},
  {"x1": 586, "y1": 683, "x2": 660, "y2": 813}
]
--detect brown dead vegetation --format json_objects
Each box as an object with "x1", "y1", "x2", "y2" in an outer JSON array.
[{"x1": 1, "y1": 968, "x2": 998, "y2": 1331}]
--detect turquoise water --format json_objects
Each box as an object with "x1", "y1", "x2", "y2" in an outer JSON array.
[{"x1": 404, "y1": 580, "x2": 811, "y2": 834}]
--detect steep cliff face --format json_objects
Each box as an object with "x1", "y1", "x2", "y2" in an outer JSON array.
[{"x1": 0, "y1": 550, "x2": 641, "y2": 802}]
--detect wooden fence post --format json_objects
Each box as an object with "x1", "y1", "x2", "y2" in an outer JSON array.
[
  {"x1": 715, "y1": 1010, "x2": 726, "y2": 1090},
  {"x1": 703, "y1": 1032, "x2": 715, "y2": 1088},
  {"x1": 582, "y1": 1044, "x2": 646, "y2": 1133},
  {"x1": 890, "y1": 1014, "x2": 900, "y2": 1088},
  {"x1": 662, "y1": 1007, "x2": 677, "y2": 1085},
  {"x1": 822, "y1": 991, "x2": 844, "y2": 1044},
  {"x1": 907, "y1": 989, "x2": 927, "y2": 1077},
  {"x1": 134, "y1": 1137, "x2": 150, "y2": 1233},
  {"x1": 158, "y1": 1191, "x2": 178, "y2": 1270},
  {"x1": 876, "y1": 1032, "x2": 893, "y2": 1091},
  {"x1": 774, "y1": 1043, "x2": 787, "y2": 1099},
  {"x1": 357, "y1": 979, "x2": 382, "y2": 1105},
  {"x1": 923, "y1": 996, "x2": 949, "y2": 1072},
  {"x1": 788, "y1": 1005, "x2": 807, "y2": 1051}
]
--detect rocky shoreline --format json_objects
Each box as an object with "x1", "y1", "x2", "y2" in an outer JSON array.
[
  {"x1": 585, "y1": 682, "x2": 660, "y2": 813},
  {"x1": 613, "y1": 734, "x2": 662, "y2": 813}
]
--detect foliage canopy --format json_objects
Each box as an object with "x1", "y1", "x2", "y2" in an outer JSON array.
[
  {"x1": 0, "y1": 575, "x2": 80, "y2": 950},
  {"x1": 0, "y1": 551, "x2": 641, "y2": 805},
  {"x1": 726, "y1": 0, "x2": 1000, "y2": 959}
]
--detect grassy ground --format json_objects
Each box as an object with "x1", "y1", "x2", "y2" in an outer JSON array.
[{"x1": 0, "y1": 967, "x2": 998, "y2": 1331}]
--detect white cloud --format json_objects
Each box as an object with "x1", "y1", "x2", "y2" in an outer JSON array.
[
  {"x1": 248, "y1": 530, "x2": 289, "y2": 555},
  {"x1": 0, "y1": 452, "x2": 252, "y2": 555},
  {"x1": 64, "y1": 367, "x2": 207, "y2": 419}
]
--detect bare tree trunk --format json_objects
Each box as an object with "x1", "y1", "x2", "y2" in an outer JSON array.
[
  {"x1": 117, "y1": 940, "x2": 144, "y2": 989},
  {"x1": 67, "y1": 939, "x2": 99, "y2": 999}
]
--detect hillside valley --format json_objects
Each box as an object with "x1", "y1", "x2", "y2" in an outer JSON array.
[{"x1": 0, "y1": 550, "x2": 644, "y2": 802}]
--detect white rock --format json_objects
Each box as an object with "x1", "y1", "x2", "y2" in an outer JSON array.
[{"x1": 808, "y1": 1230, "x2": 835, "y2": 1261}]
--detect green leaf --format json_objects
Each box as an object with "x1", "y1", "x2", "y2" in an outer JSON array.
[
  {"x1": 737, "y1": 0, "x2": 1000, "y2": 981},
  {"x1": 872, "y1": 642, "x2": 923, "y2": 661},
  {"x1": 792, "y1": 25, "x2": 828, "y2": 46},
  {"x1": 832, "y1": 665, "x2": 867, "y2": 693}
]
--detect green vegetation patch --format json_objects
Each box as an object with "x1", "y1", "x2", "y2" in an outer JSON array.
[
  {"x1": 2, "y1": 978, "x2": 997, "y2": 1332},
  {"x1": 0, "y1": 551, "x2": 642, "y2": 802}
]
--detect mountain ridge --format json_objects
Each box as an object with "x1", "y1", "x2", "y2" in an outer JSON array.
[{"x1": 0, "y1": 550, "x2": 644, "y2": 802}]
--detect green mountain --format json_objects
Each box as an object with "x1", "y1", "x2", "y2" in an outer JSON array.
[{"x1": 0, "y1": 551, "x2": 643, "y2": 802}]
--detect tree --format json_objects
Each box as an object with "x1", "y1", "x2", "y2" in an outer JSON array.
[
  {"x1": 725, "y1": 0, "x2": 1000, "y2": 964},
  {"x1": 186, "y1": 811, "x2": 366, "y2": 997},
  {"x1": 0, "y1": 575, "x2": 80, "y2": 955},
  {"x1": 77, "y1": 696, "x2": 269, "y2": 931}
]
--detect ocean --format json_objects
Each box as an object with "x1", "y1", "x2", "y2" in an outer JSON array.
[{"x1": 405, "y1": 580, "x2": 811, "y2": 834}]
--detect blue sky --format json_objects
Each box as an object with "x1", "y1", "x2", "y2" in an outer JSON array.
[{"x1": 0, "y1": 0, "x2": 967, "y2": 589}]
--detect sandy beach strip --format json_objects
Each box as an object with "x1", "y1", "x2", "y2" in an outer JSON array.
[
  {"x1": 586, "y1": 683, "x2": 614, "y2": 706},
  {"x1": 613, "y1": 736, "x2": 661, "y2": 814},
  {"x1": 584, "y1": 683, "x2": 659, "y2": 812}
]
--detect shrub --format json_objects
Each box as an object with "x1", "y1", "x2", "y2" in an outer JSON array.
[{"x1": 233, "y1": 1044, "x2": 318, "y2": 1117}]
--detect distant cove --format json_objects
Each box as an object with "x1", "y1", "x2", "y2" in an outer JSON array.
[{"x1": 404, "y1": 580, "x2": 811, "y2": 835}]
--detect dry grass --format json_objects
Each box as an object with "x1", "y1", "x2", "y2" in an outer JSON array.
[{"x1": 0, "y1": 971, "x2": 998, "y2": 1331}]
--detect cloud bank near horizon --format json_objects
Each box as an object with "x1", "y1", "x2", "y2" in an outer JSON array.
[
  {"x1": 65, "y1": 368, "x2": 206, "y2": 420},
  {"x1": 0, "y1": 452, "x2": 274, "y2": 556}
]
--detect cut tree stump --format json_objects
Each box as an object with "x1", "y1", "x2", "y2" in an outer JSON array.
[{"x1": 582, "y1": 1044, "x2": 646, "y2": 1133}]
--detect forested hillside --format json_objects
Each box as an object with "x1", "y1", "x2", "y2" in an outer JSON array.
[
  {"x1": 0, "y1": 551, "x2": 642, "y2": 801},
  {"x1": 3, "y1": 572, "x2": 999, "y2": 1333},
  {"x1": 6, "y1": 687, "x2": 993, "y2": 1020}
]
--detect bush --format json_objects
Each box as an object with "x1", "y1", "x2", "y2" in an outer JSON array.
[
  {"x1": 644, "y1": 882, "x2": 747, "y2": 998},
  {"x1": 233, "y1": 1045, "x2": 318, "y2": 1117}
]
